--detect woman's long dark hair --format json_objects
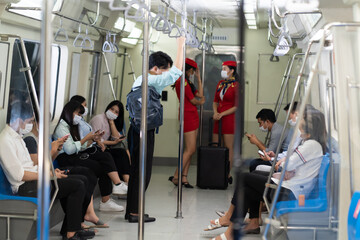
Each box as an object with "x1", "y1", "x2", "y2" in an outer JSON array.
[
  {"x1": 227, "y1": 65, "x2": 240, "y2": 82},
  {"x1": 55, "y1": 101, "x2": 84, "y2": 141},
  {"x1": 303, "y1": 106, "x2": 327, "y2": 154},
  {"x1": 105, "y1": 100, "x2": 124, "y2": 133},
  {"x1": 171, "y1": 63, "x2": 197, "y2": 94},
  {"x1": 70, "y1": 95, "x2": 86, "y2": 105}
]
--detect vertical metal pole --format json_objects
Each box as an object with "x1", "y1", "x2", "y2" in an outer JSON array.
[
  {"x1": 176, "y1": 0, "x2": 186, "y2": 219},
  {"x1": 37, "y1": 0, "x2": 52, "y2": 239},
  {"x1": 199, "y1": 17, "x2": 207, "y2": 146},
  {"x1": 138, "y1": 0, "x2": 150, "y2": 239},
  {"x1": 233, "y1": 0, "x2": 246, "y2": 239}
]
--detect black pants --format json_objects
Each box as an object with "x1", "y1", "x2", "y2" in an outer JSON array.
[
  {"x1": 18, "y1": 173, "x2": 91, "y2": 234},
  {"x1": 231, "y1": 172, "x2": 295, "y2": 219},
  {"x1": 126, "y1": 126, "x2": 155, "y2": 216},
  {"x1": 106, "y1": 148, "x2": 131, "y2": 178},
  {"x1": 249, "y1": 158, "x2": 272, "y2": 172},
  {"x1": 56, "y1": 149, "x2": 116, "y2": 196}
]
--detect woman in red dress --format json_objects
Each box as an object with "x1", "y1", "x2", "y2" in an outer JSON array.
[
  {"x1": 213, "y1": 61, "x2": 238, "y2": 184},
  {"x1": 169, "y1": 58, "x2": 205, "y2": 188}
]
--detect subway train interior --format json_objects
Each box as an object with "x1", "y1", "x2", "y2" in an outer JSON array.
[{"x1": 0, "y1": 0, "x2": 359, "y2": 239}]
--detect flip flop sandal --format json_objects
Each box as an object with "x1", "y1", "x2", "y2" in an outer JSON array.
[
  {"x1": 204, "y1": 218, "x2": 228, "y2": 231},
  {"x1": 215, "y1": 210, "x2": 225, "y2": 217},
  {"x1": 88, "y1": 219, "x2": 109, "y2": 228},
  {"x1": 211, "y1": 233, "x2": 227, "y2": 240}
]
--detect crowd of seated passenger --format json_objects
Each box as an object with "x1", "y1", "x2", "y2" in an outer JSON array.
[{"x1": 206, "y1": 105, "x2": 327, "y2": 240}]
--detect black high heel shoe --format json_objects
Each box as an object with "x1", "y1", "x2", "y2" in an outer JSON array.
[
  {"x1": 228, "y1": 176, "x2": 233, "y2": 184},
  {"x1": 182, "y1": 175, "x2": 194, "y2": 188},
  {"x1": 168, "y1": 176, "x2": 178, "y2": 186}
]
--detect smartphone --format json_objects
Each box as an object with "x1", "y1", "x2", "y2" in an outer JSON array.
[
  {"x1": 258, "y1": 150, "x2": 265, "y2": 157},
  {"x1": 64, "y1": 169, "x2": 70, "y2": 175}
]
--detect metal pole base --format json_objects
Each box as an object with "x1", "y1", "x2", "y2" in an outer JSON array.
[{"x1": 175, "y1": 212, "x2": 183, "y2": 219}]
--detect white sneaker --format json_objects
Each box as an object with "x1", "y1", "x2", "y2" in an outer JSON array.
[
  {"x1": 99, "y1": 199, "x2": 124, "y2": 212},
  {"x1": 112, "y1": 182, "x2": 128, "y2": 195}
]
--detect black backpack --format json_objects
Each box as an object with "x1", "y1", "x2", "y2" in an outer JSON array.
[{"x1": 126, "y1": 86, "x2": 163, "y2": 132}]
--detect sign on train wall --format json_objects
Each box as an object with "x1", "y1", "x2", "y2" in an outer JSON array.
[{"x1": 212, "y1": 27, "x2": 239, "y2": 46}]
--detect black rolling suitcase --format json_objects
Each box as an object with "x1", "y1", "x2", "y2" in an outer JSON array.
[{"x1": 197, "y1": 118, "x2": 229, "y2": 189}]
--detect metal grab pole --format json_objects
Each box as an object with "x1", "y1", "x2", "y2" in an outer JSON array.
[
  {"x1": 102, "y1": 52, "x2": 117, "y2": 100},
  {"x1": 199, "y1": 17, "x2": 207, "y2": 146},
  {"x1": 233, "y1": 0, "x2": 246, "y2": 238},
  {"x1": 138, "y1": 0, "x2": 150, "y2": 239},
  {"x1": 176, "y1": 0, "x2": 186, "y2": 219},
  {"x1": 37, "y1": 0, "x2": 52, "y2": 239},
  {"x1": 262, "y1": 41, "x2": 316, "y2": 215}
]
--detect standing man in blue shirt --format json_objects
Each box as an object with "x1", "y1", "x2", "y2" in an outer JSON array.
[{"x1": 125, "y1": 36, "x2": 186, "y2": 223}]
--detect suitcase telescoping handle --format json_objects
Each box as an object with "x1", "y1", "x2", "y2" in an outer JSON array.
[{"x1": 208, "y1": 118, "x2": 222, "y2": 147}]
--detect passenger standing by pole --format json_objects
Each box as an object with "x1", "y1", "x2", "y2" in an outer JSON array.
[
  {"x1": 125, "y1": 36, "x2": 186, "y2": 223},
  {"x1": 169, "y1": 58, "x2": 205, "y2": 188}
]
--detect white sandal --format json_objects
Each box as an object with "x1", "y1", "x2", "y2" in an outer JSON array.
[
  {"x1": 211, "y1": 233, "x2": 227, "y2": 240},
  {"x1": 204, "y1": 218, "x2": 228, "y2": 231}
]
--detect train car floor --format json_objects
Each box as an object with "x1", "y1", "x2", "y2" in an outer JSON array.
[{"x1": 50, "y1": 166, "x2": 263, "y2": 240}]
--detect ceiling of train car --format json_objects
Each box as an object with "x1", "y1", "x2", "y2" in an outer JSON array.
[{"x1": 150, "y1": 0, "x2": 241, "y2": 28}]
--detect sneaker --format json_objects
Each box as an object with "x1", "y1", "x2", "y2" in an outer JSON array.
[
  {"x1": 112, "y1": 182, "x2": 128, "y2": 195},
  {"x1": 99, "y1": 199, "x2": 124, "y2": 212}
]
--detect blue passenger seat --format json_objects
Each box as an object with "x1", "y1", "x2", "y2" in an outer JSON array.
[
  {"x1": 0, "y1": 163, "x2": 64, "y2": 239},
  {"x1": 348, "y1": 191, "x2": 360, "y2": 240},
  {"x1": 275, "y1": 154, "x2": 330, "y2": 217}
]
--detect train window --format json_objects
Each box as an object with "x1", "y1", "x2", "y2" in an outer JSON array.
[
  {"x1": 0, "y1": 42, "x2": 10, "y2": 109},
  {"x1": 8, "y1": 40, "x2": 68, "y2": 122},
  {"x1": 195, "y1": 53, "x2": 237, "y2": 111}
]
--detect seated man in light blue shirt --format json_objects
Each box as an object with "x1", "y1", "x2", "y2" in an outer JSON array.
[{"x1": 126, "y1": 37, "x2": 186, "y2": 223}]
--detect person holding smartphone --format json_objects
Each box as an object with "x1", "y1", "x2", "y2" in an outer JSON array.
[{"x1": 89, "y1": 100, "x2": 131, "y2": 184}]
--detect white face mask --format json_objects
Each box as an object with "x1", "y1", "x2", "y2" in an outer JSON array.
[
  {"x1": 221, "y1": 70, "x2": 229, "y2": 79},
  {"x1": 259, "y1": 126, "x2": 268, "y2": 132},
  {"x1": 106, "y1": 110, "x2": 118, "y2": 120},
  {"x1": 82, "y1": 107, "x2": 88, "y2": 117},
  {"x1": 189, "y1": 74, "x2": 195, "y2": 82},
  {"x1": 73, "y1": 115, "x2": 82, "y2": 125},
  {"x1": 19, "y1": 123, "x2": 33, "y2": 135}
]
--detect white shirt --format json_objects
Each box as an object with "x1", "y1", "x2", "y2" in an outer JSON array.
[
  {"x1": 0, "y1": 125, "x2": 38, "y2": 193},
  {"x1": 272, "y1": 139, "x2": 323, "y2": 199}
]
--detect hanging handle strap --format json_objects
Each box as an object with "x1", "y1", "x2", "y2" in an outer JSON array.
[
  {"x1": 125, "y1": 0, "x2": 152, "y2": 22},
  {"x1": 82, "y1": 27, "x2": 94, "y2": 49},
  {"x1": 73, "y1": 24, "x2": 84, "y2": 47}
]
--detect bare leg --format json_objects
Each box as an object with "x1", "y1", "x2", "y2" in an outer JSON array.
[
  {"x1": 101, "y1": 195, "x2": 110, "y2": 203},
  {"x1": 173, "y1": 129, "x2": 198, "y2": 183},
  {"x1": 107, "y1": 171, "x2": 121, "y2": 185},
  {"x1": 122, "y1": 174, "x2": 129, "y2": 183},
  {"x1": 210, "y1": 204, "x2": 234, "y2": 226},
  {"x1": 223, "y1": 134, "x2": 234, "y2": 176}
]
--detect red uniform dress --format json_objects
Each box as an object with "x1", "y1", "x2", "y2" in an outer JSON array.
[
  {"x1": 213, "y1": 79, "x2": 237, "y2": 134},
  {"x1": 175, "y1": 77, "x2": 199, "y2": 133}
]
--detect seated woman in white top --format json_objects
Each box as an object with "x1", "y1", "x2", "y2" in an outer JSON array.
[
  {"x1": 53, "y1": 101, "x2": 125, "y2": 212},
  {"x1": 209, "y1": 107, "x2": 327, "y2": 239}
]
